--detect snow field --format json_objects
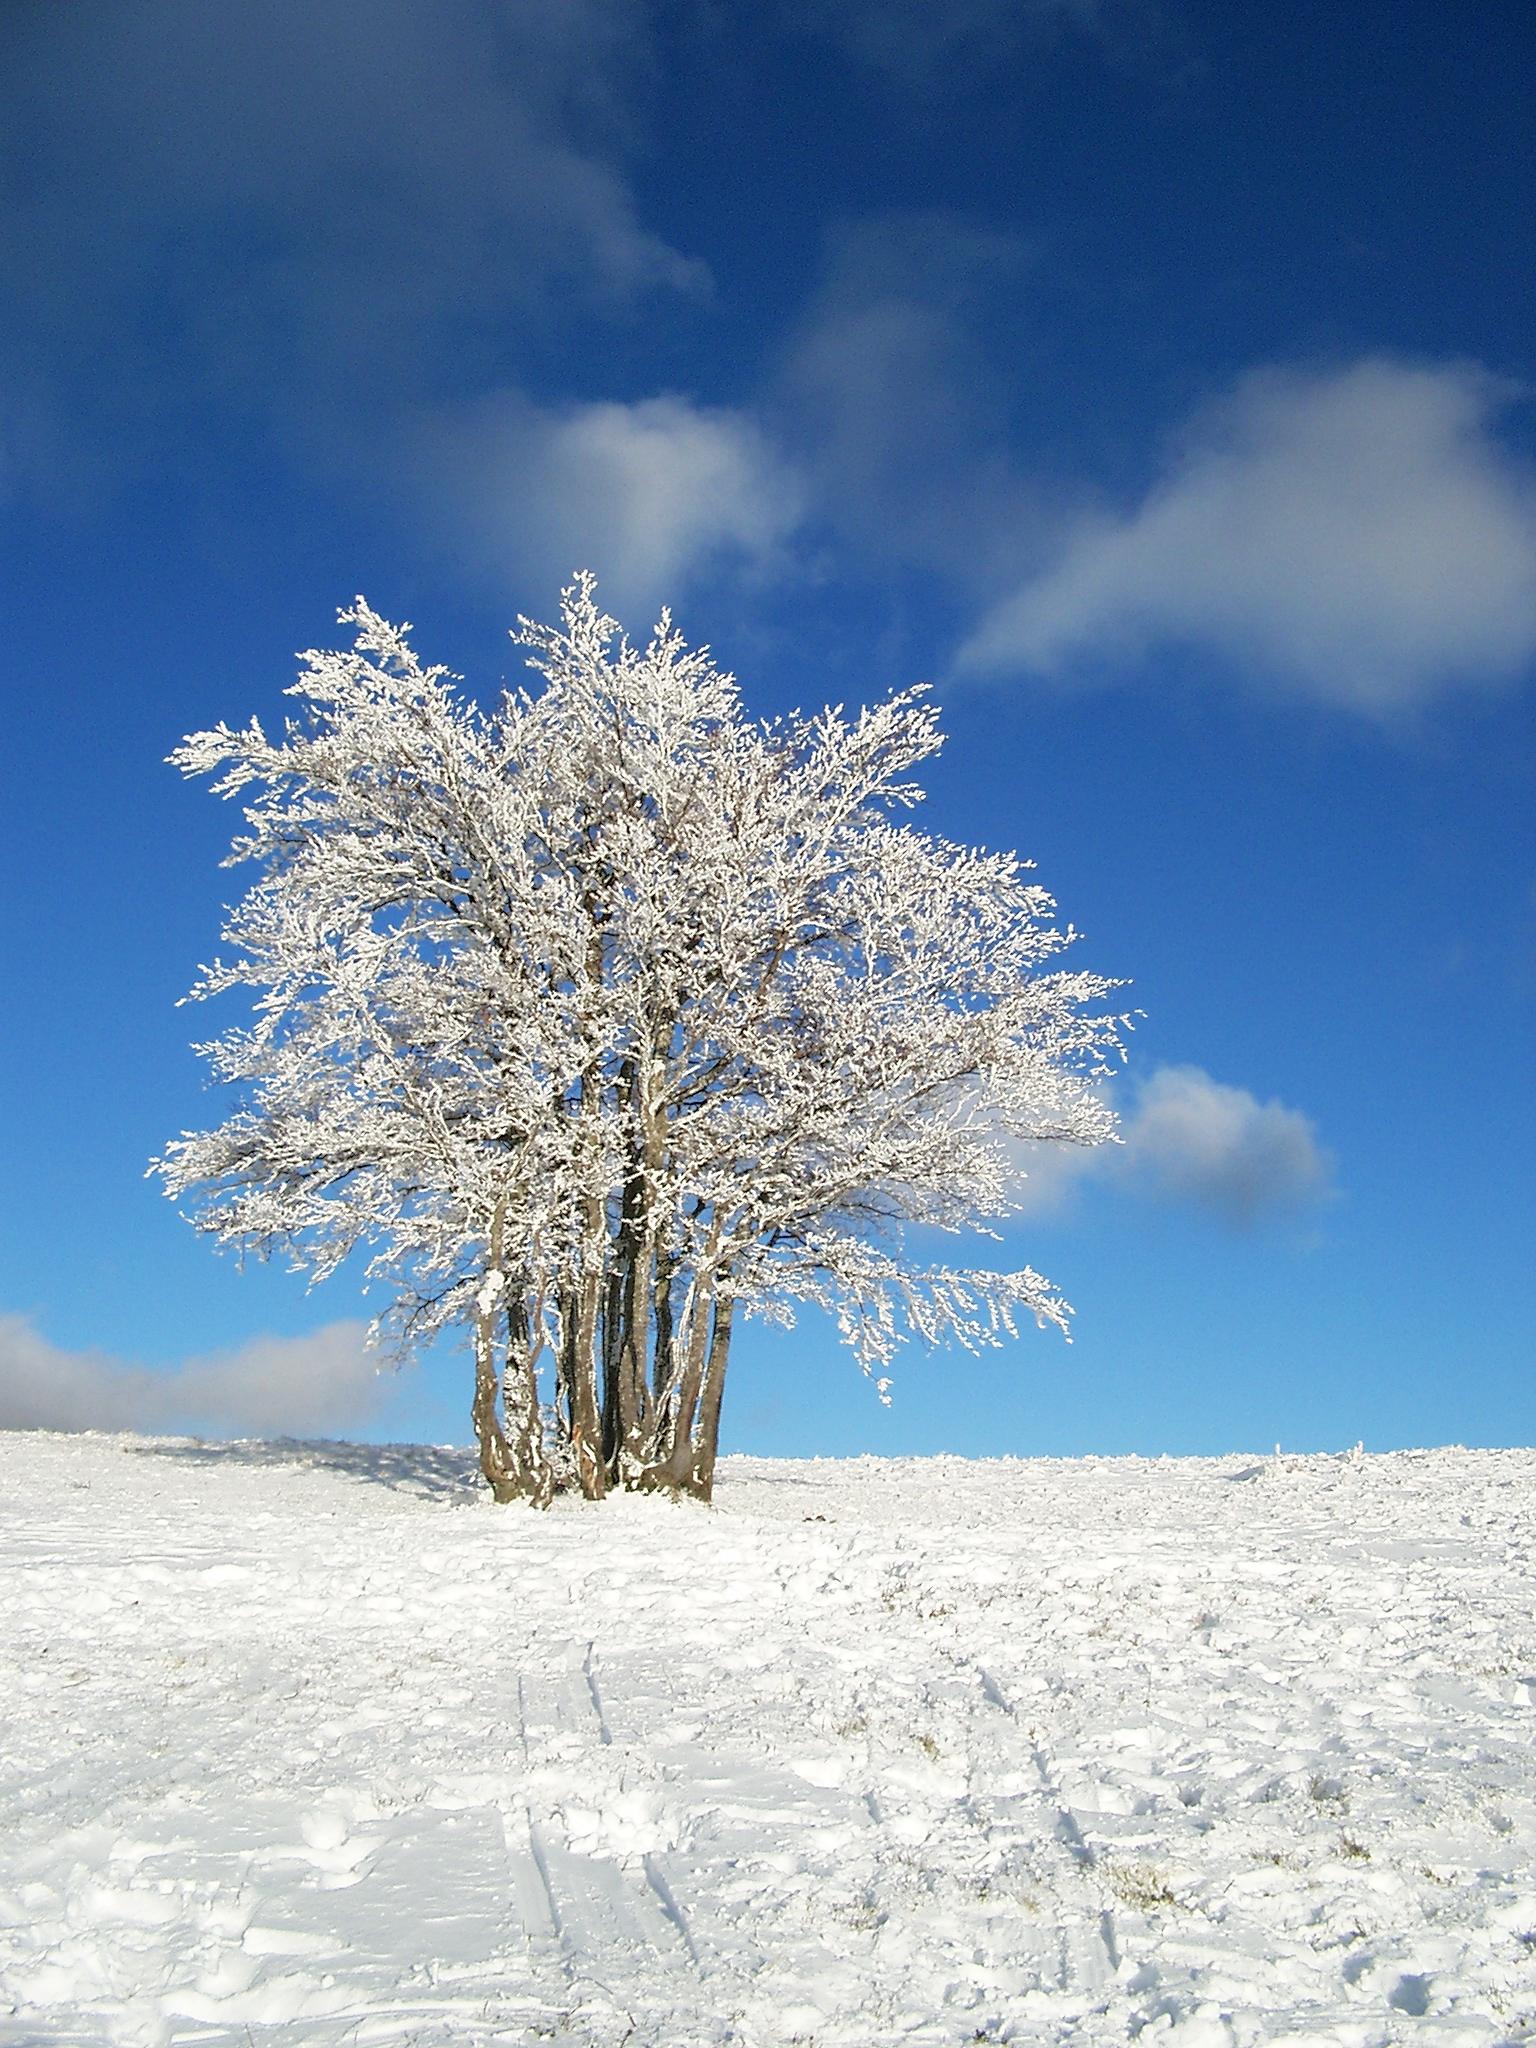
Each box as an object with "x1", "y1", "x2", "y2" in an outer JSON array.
[{"x1": 1, "y1": 1433, "x2": 1534, "y2": 2046}]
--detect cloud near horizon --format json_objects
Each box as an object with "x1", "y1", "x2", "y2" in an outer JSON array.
[
  {"x1": 1010, "y1": 1062, "x2": 1334, "y2": 1225},
  {"x1": 0, "y1": 1317, "x2": 386, "y2": 1438},
  {"x1": 958, "y1": 359, "x2": 1536, "y2": 714}
]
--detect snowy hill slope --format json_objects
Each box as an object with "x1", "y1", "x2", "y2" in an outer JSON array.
[{"x1": 1, "y1": 1434, "x2": 1534, "y2": 2047}]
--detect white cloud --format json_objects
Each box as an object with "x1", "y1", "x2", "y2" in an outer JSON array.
[
  {"x1": 959, "y1": 359, "x2": 1536, "y2": 714},
  {"x1": 1117, "y1": 1064, "x2": 1334, "y2": 1223},
  {"x1": 0, "y1": 1317, "x2": 385, "y2": 1438},
  {"x1": 415, "y1": 391, "x2": 804, "y2": 621},
  {"x1": 1007, "y1": 1063, "x2": 1333, "y2": 1225}
]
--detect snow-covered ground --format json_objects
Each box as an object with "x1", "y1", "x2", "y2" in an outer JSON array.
[{"x1": 2, "y1": 1434, "x2": 1534, "y2": 2047}]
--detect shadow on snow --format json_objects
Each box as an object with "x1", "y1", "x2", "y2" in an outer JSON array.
[{"x1": 125, "y1": 1435, "x2": 481, "y2": 1502}]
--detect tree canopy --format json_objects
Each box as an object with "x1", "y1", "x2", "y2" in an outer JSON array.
[{"x1": 156, "y1": 578, "x2": 1127, "y2": 1500}]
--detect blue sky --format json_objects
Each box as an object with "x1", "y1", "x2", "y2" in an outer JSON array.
[{"x1": 2, "y1": 0, "x2": 1532, "y2": 1457}]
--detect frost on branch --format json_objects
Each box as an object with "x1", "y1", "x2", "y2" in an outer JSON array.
[{"x1": 153, "y1": 574, "x2": 1129, "y2": 1502}]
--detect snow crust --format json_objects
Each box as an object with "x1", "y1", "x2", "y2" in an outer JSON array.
[{"x1": 2, "y1": 1433, "x2": 1533, "y2": 2046}]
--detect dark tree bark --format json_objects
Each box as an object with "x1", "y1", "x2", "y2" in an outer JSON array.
[
  {"x1": 567, "y1": 1235, "x2": 607, "y2": 1499},
  {"x1": 691, "y1": 1290, "x2": 736, "y2": 1502},
  {"x1": 600, "y1": 1260, "x2": 625, "y2": 1468},
  {"x1": 504, "y1": 1289, "x2": 552, "y2": 1508},
  {"x1": 651, "y1": 1248, "x2": 676, "y2": 1409}
]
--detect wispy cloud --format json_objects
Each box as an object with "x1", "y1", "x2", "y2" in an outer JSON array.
[
  {"x1": 0, "y1": 1316, "x2": 386, "y2": 1438},
  {"x1": 412, "y1": 391, "x2": 803, "y2": 621},
  {"x1": 959, "y1": 359, "x2": 1536, "y2": 714},
  {"x1": 771, "y1": 212, "x2": 1038, "y2": 582},
  {"x1": 1009, "y1": 1062, "x2": 1334, "y2": 1226},
  {"x1": 0, "y1": 0, "x2": 700, "y2": 507},
  {"x1": 782, "y1": 0, "x2": 1143, "y2": 84}
]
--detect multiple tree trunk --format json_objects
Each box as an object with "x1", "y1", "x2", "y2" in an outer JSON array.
[
  {"x1": 472, "y1": 1228, "x2": 738, "y2": 1506},
  {"x1": 468, "y1": 1025, "x2": 741, "y2": 1503}
]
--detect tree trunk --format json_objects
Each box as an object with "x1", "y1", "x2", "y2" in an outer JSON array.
[
  {"x1": 472, "y1": 1292, "x2": 522, "y2": 1502},
  {"x1": 649, "y1": 1261, "x2": 717, "y2": 1494},
  {"x1": 567, "y1": 1213, "x2": 607, "y2": 1499},
  {"x1": 600, "y1": 1260, "x2": 625, "y2": 1468},
  {"x1": 470, "y1": 1193, "x2": 548, "y2": 1504},
  {"x1": 564, "y1": 905, "x2": 609, "y2": 1500},
  {"x1": 611, "y1": 1055, "x2": 663, "y2": 1486},
  {"x1": 614, "y1": 1230, "x2": 653, "y2": 1483},
  {"x1": 690, "y1": 1290, "x2": 735, "y2": 1502},
  {"x1": 504, "y1": 1287, "x2": 552, "y2": 1508},
  {"x1": 651, "y1": 1247, "x2": 676, "y2": 1411}
]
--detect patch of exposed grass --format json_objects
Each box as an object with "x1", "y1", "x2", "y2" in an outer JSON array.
[{"x1": 1106, "y1": 1859, "x2": 1179, "y2": 1911}]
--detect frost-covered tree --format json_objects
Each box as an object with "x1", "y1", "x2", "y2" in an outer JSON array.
[{"x1": 155, "y1": 578, "x2": 1127, "y2": 1502}]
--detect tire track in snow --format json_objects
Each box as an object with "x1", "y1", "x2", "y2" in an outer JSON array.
[
  {"x1": 583, "y1": 1638, "x2": 613, "y2": 1744},
  {"x1": 501, "y1": 1689, "x2": 562, "y2": 1960},
  {"x1": 963, "y1": 1655, "x2": 1123, "y2": 1997},
  {"x1": 571, "y1": 1640, "x2": 700, "y2": 1960},
  {"x1": 513, "y1": 1642, "x2": 702, "y2": 2028}
]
